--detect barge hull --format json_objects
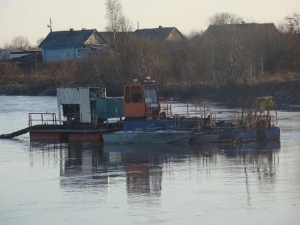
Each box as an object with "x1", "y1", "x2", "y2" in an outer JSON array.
[{"x1": 29, "y1": 126, "x2": 120, "y2": 142}]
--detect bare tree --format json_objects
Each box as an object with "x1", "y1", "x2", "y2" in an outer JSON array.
[
  {"x1": 3, "y1": 42, "x2": 10, "y2": 49},
  {"x1": 104, "y1": 0, "x2": 132, "y2": 48},
  {"x1": 276, "y1": 22, "x2": 289, "y2": 33},
  {"x1": 105, "y1": 0, "x2": 132, "y2": 32},
  {"x1": 119, "y1": 15, "x2": 133, "y2": 32},
  {"x1": 188, "y1": 29, "x2": 204, "y2": 41},
  {"x1": 284, "y1": 12, "x2": 300, "y2": 33},
  {"x1": 208, "y1": 12, "x2": 244, "y2": 25},
  {"x1": 10, "y1": 36, "x2": 30, "y2": 49},
  {"x1": 36, "y1": 37, "x2": 44, "y2": 47}
]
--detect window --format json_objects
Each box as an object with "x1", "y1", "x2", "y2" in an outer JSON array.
[
  {"x1": 131, "y1": 86, "x2": 143, "y2": 103},
  {"x1": 76, "y1": 49, "x2": 81, "y2": 58},
  {"x1": 125, "y1": 86, "x2": 130, "y2": 103},
  {"x1": 144, "y1": 85, "x2": 158, "y2": 104},
  {"x1": 65, "y1": 50, "x2": 70, "y2": 58}
]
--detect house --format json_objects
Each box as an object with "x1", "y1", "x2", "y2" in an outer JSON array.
[
  {"x1": 203, "y1": 23, "x2": 279, "y2": 40},
  {"x1": 38, "y1": 29, "x2": 107, "y2": 62},
  {"x1": 98, "y1": 31, "x2": 132, "y2": 48},
  {"x1": 134, "y1": 26, "x2": 186, "y2": 42},
  {"x1": 0, "y1": 48, "x2": 42, "y2": 69}
]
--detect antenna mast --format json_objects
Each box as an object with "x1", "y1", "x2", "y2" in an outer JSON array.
[{"x1": 47, "y1": 18, "x2": 53, "y2": 32}]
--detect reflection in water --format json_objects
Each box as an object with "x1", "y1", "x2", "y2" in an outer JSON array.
[
  {"x1": 193, "y1": 141, "x2": 280, "y2": 202},
  {"x1": 125, "y1": 159, "x2": 162, "y2": 196},
  {"x1": 103, "y1": 143, "x2": 196, "y2": 196},
  {"x1": 189, "y1": 141, "x2": 280, "y2": 206},
  {"x1": 3, "y1": 96, "x2": 299, "y2": 225},
  {"x1": 29, "y1": 141, "x2": 281, "y2": 199},
  {"x1": 192, "y1": 142, "x2": 280, "y2": 173},
  {"x1": 60, "y1": 142, "x2": 110, "y2": 189},
  {"x1": 29, "y1": 142, "x2": 64, "y2": 168}
]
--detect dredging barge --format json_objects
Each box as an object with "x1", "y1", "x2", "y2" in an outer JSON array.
[{"x1": 0, "y1": 77, "x2": 280, "y2": 143}]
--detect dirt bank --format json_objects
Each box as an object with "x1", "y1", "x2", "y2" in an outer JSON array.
[
  {"x1": 0, "y1": 84, "x2": 56, "y2": 96},
  {"x1": 167, "y1": 80, "x2": 300, "y2": 109},
  {"x1": 1, "y1": 80, "x2": 300, "y2": 109}
]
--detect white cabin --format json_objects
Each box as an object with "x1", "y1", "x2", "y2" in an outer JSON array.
[{"x1": 57, "y1": 87, "x2": 106, "y2": 123}]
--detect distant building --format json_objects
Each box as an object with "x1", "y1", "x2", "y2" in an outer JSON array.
[
  {"x1": 39, "y1": 29, "x2": 107, "y2": 62},
  {"x1": 134, "y1": 26, "x2": 186, "y2": 42},
  {"x1": 98, "y1": 31, "x2": 132, "y2": 48},
  {"x1": 203, "y1": 23, "x2": 279, "y2": 40},
  {"x1": 0, "y1": 48, "x2": 42, "y2": 69}
]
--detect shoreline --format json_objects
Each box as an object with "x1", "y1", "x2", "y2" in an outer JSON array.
[{"x1": 1, "y1": 80, "x2": 300, "y2": 109}]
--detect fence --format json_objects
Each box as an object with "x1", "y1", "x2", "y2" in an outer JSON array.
[{"x1": 28, "y1": 113, "x2": 58, "y2": 127}]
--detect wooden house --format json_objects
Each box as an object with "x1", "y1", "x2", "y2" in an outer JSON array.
[
  {"x1": 0, "y1": 48, "x2": 42, "y2": 69},
  {"x1": 39, "y1": 29, "x2": 107, "y2": 62},
  {"x1": 98, "y1": 31, "x2": 132, "y2": 48},
  {"x1": 203, "y1": 23, "x2": 279, "y2": 40},
  {"x1": 134, "y1": 26, "x2": 186, "y2": 42}
]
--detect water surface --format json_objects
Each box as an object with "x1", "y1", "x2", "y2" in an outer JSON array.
[{"x1": 0, "y1": 96, "x2": 300, "y2": 225}]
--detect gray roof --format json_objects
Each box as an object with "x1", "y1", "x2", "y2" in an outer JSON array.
[
  {"x1": 98, "y1": 31, "x2": 132, "y2": 46},
  {"x1": 204, "y1": 23, "x2": 278, "y2": 37},
  {"x1": 39, "y1": 29, "x2": 105, "y2": 48},
  {"x1": 134, "y1": 27, "x2": 184, "y2": 41},
  {"x1": 98, "y1": 32, "x2": 115, "y2": 45}
]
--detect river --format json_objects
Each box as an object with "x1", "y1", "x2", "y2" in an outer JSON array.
[{"x1": 0, "y1": 96, "x2": 300, "y2": 225}]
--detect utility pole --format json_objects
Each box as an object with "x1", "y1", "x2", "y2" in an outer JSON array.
[{"x1": 47, "y1": 18, "x2": 53, "y2": 32}]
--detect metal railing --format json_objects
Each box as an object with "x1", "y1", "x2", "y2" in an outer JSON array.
[
  {"x1": 160, "y1": 100, "x2": 212, "y2": 118},
  {"x1": 28, "y1": 113, "x2": 58, "y2": 127}
]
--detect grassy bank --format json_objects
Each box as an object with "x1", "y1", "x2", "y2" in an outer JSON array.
[
  {"x1": 170, "y1": 80, "x2": 300, "y2": 108},
  {"x1": 1, "y1": 78, "x2": 299, "y2": 109}
]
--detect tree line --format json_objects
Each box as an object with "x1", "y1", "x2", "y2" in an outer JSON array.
[{"x1": 1, "y1": 1, "x2": 300, "y2": 97}]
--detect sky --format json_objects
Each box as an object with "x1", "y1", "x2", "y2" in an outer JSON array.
[{"x1": 0, "y1": 0, "x2": 299, "y2": 47}]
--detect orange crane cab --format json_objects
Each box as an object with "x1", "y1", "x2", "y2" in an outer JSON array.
[{"x1": 123, "y1": 77, "x2": 160, "y2": 119}]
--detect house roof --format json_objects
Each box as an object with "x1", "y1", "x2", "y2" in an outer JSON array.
[
  {"x1": 134, "y1": 27, "x2": 185, "y2": 41},
  {"x1": 204, "y1": 23, "x2": 278, "y2": 37},
  {"x1": 98, "y1": 32, "x2": 115, "y2": 45},
  {"x1": 98, "y1": 31, "x2": 132, "y2": 46},
  {"x1": 0, "y1": 51, "x2": 42, "y2": 61},
  {"x1": 39, "y1": 29, "x2": 105, "y2": 48},
  {"x1": 0, "y1": 48, "x2": 42, "y2": 61}
]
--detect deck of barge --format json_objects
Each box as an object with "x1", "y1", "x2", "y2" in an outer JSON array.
[
  {"x1": 0, "y1": 112, "x2": 122, "y2": 142},
  {"x1": 28, "y1": 113, "x2": 122, "y2": 142}
]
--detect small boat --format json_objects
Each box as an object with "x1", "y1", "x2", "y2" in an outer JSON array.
[{"x1": 103, "y1": 130, "x2": 193, "y2": 144}]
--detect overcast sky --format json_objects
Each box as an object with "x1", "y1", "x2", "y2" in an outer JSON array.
[{"x1": 0, "y1": 0, "x2": 299, "y2": 47}]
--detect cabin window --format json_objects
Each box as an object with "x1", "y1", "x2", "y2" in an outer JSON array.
[
  {"x1": 131, "y1": 86, "x2": 143, "y2": 103},
  {"x1": 144, "y1": 85, "x2": 158, "y2": 104},
  {"x1": 125, "y1": 86, "x2": 130, "y2": 103},
  {"x1": 62, "y1": 104, "x2": 80, "y2": 120}
]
